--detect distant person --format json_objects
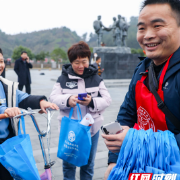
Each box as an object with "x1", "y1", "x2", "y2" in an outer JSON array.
[
  {"x1": 93, "y1": 56, "x2": 104, "y2": 76},
  {"x1": 14, "y1": 51, "x2": 33, "y2": 94},
  {"x1": 101, "y1": 42, "x2": 106, "y2": 46},
  {"x1": 6, "y1": 59, "x2": 11, "y2": 67},
  {"x1": 91, "y1": 53, "x2": 98, "y2": 64}
]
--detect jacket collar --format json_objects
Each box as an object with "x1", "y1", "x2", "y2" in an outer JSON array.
[
  {"x1": 0, "y1": 76, "x2": 18, "y2": 107},
  {"x1": 139, "y1": 47, "x2": 180, "y2": 84},
  {"x1": 138, "y1": 57, "x2": 151, "y2": 75},
  {"x1": 164, "y1": 46, "x2": 180, "y2": 83},
  {"x1": 0, "y1": 78, "x2": 8, "y2": 106},
  {"x1": 20, "y1": 57, "x2": 26, "y2": 63},
  {"x1": 62, "y1": 64, "x2": 98, "y2": 79},
  {"x1": 68, "y1": 74, "x2": 82, "y2": 80}
]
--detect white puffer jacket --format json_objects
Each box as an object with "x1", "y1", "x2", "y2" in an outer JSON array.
[{"x1": 49, "y1": 64, "x2": 112, "y2": 136}]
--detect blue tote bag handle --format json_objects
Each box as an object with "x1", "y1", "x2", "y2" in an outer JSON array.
[
  {"x1": 69, "y1": 103, "x2": 82, "y2": 120},
  {"x1": 18, "y1": 112, "x2": 26, "y2": 135}
]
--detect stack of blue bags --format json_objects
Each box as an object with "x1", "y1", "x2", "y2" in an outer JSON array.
[{"x1": 108, "y1": 128, "x2": 180, "y2": 180}]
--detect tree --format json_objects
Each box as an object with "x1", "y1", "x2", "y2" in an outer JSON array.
[
  {"x1": 127, "y1": 16, "x2": 141, "y2": 49},
  {"x1": 131, "y1": 48, "x2": 145, "y2": 56},
  {"x1": 35, "y1": 51, "x2": 49, "y2": 61},
  {"x1": 82, "y1": 33, "x2": 87, "y2": 41},
  {"x1": 50, "y1": 48, "x2": 67, "y2": 62},
  {"x1": 89, "y1": 47, "x2": 93, "y2": 53},
  {"x1": 137, "y1": 49, "x2": 145, "y2": 57},
  {"x1": 89, "y1": 33, "x2": 93, "y2": 39},
  {"x1": 12, "y1": 46, "x2": 34, "y2": 60}
]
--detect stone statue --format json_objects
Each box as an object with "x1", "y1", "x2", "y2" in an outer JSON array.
[
  {"x1": 93, "y1": 15, "x2": 109, "y2": 47},
  {"x1": 112, "y1": 17, "x2": 117, "y2": 44},
  {"x1": 93, "y1": 15, "x2": 130, "y2": 47},
  {"x1": 114, "y1": 15, "x2": 123, "y2": 47},
  {"x1": 121, "y1": 17, "x2": 130, "y2": 47}
]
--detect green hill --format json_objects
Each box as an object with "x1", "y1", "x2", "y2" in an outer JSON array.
[
  {"x1": 0, "y1": 27, "x2": 82, "y2": 58},
  {"x1": 0, "y1": 16, "x2": 140, "y2": 59}
]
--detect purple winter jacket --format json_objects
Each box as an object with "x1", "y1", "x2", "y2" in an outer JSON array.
[{"x1": 49, "y1": 64, "x2": 112, "y2": 136}]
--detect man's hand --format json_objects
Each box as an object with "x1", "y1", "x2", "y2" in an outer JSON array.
[
  {"x1": 40, "y1": 100, "x2": 59, "y2": 114},
  {"x1": 104, "y1": 163, "x2": 116, "y2": 180},
  {"x1": 101, "y1": 126, "x2": 130, "y2": 153},
  {"x1": 68, "y1": 95, "x2": 78, "y2": 107},
  {"x1": 26, "y1": 56, "x2": 30, "y2": 63},
  {"x1": 4, "y1": 107, "x2": 21, "y2": 118},
  {"x1": 77, "y1": 94, "x2": 92, "y2": 106}
]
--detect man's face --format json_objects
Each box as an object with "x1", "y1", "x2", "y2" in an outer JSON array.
[
  {"x1": 137, "y1": 4, "x2": 180, "y2": 64},
  {"x1": 71, "y1": 57, "x2": 89, "y2": 75},
  {"x1": 21, "y1": 53, "x2": 28, "y2": 59},
  {"x1": 0, "y1": 53, "x2": 5, "y2": 75}
]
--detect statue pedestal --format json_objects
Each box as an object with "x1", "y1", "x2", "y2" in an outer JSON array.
[
  {"x1": 93, "y1": 46, "x2": 131, "y2": 54},
  {"x1": 93, "y1": 47, "x2": 141, "y2": 79}
]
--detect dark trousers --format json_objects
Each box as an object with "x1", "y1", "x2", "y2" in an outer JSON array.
[
  {"x1": 0, "y1": 163, "x2": 13, "y2": 180},
  {"x1": 18, "y1": 84, "x2": 31, "y2": 94}
]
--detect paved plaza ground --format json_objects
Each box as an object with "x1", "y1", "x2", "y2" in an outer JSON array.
[{"x1": 6, "y1": 69, "x2": 130, "y2": 180}]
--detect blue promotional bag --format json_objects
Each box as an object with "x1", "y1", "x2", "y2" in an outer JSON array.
[
  {"x1": 0, "y1": 115, "x2": 40, "y2": 180},
  {"x1": 108, "y1": 129, "x2": 180, "y2": 180},
  {"x1": 57, "y1": 103, "x2": 92, "y2": 167}
]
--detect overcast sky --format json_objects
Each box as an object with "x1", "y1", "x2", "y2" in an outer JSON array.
[{"x1": 1, "y1": 0, "x2": 143, "y2": 37}]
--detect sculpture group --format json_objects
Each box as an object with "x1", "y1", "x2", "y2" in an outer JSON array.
[{"x1": 93, "y1": 15, "x2": 129, "y2": 47}]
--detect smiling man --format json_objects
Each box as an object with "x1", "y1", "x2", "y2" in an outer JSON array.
[{"x1": 102, "y1": 0, "x2": 180, "y2": 179}]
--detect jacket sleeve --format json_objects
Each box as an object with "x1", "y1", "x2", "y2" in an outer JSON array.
[
  {"x1": 175, "y1": 133, "x2": 180, "y2": 149},
  {"x1": 18, "y1": 90, "x2": 47, "y2": 109},
  {"x1": 108, "y1": 151, "x2": 119, "y2": 164},
  {"x1": 0, "y1": 89, "x2": 28, "y2": 114},
  {"x1": 16, "y1": 90, "x2": 29, "y2": 104},
  {"x1": 88, "y1": 81, "x2": 112, "y2": 112},
  {"x1": 27, "y1": 62, "x2": 33, "y2": 68},
  {"x1": 0, "y1": 90, "x2": 28, "y2": 114},
  {"x1": 49, "y1": 83, "x2": 71, "y2": 110},
  {"x1": 0, "y1": 105, "x2": 7, "y2": 114},
  {"x1": 14, "y1": 60, "x2": 19, "y2": 75}
]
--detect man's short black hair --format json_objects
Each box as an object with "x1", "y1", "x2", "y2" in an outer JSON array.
[
  {"x1": 141, "y1": 0, "x2": 180, "y2": 26},
  {"x1": 0, "y1": 48, "x2": 3, "y2": 55},
  {"x1": 96, "y1": 56, "x2": 101, "y2": 61},
  {"x1": 21, "y1": 51, "x2": 27, "y2": 55}
]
